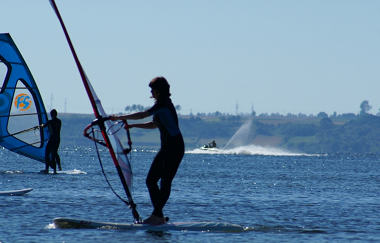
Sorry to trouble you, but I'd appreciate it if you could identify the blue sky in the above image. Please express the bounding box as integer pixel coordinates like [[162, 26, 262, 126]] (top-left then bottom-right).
[[1, 1, 379, 116]]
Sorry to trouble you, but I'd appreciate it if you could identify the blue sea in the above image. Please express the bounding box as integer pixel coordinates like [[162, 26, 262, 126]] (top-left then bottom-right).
[[1, 145, 379, 242]]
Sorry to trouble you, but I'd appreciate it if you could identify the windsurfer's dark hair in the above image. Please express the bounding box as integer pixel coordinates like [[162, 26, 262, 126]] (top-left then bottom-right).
[[50, 109, 57, 118], [149, 77, 171, 98]]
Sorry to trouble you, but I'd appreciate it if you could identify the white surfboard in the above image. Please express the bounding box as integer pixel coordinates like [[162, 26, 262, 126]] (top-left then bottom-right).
[[56, 169, 86, 174], [0, 188, 33, 196], [53, 217, 244, 232], [38, 169, 86, 174]]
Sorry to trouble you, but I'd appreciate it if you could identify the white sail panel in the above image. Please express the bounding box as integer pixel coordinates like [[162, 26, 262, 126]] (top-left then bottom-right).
[[8, 80, 41, 147]]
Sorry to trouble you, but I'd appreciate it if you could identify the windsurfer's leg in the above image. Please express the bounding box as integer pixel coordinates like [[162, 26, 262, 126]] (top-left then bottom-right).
[[146, 150, 164, 216], [154, 138, 184, 217], [56, 157, 61, 171], [50, 147, 57, 174], [155, 153, 183, 214], [48, 138, 60, 173], [43, 141, 53, 173], [50, 158, 57, 174], [54, 139, 61, 171], [143, 150, 166, 225], [56, 155, 61, 171]]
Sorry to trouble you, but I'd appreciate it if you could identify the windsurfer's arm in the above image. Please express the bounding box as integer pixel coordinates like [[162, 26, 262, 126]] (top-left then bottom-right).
[[128, 121, 157, 129], [41, 120, 50, 128], [110, 111, 150, 121]]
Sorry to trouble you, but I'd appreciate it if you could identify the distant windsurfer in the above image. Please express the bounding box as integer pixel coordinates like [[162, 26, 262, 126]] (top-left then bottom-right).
[[110, 77, 184, 225], [41, 109, 62, 174]]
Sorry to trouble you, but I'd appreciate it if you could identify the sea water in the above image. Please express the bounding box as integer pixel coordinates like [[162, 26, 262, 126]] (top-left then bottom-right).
[[0, 146, 379, 242]]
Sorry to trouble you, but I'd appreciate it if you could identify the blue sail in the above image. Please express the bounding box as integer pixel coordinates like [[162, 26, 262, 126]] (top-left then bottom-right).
[[0, 33, 49, 162]]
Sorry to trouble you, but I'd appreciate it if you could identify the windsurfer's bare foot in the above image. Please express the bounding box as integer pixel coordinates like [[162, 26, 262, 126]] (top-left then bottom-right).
[[142, 215, 166, 225]]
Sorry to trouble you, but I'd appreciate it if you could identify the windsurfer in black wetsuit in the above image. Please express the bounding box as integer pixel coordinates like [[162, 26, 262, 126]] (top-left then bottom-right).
[[41, 109, 62, 174], [110, 77, 184, 225]]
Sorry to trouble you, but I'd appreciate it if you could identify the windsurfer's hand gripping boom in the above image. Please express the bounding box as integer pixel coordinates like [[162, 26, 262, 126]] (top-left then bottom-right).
[[83, 116, 135, 154], [109, 112, 157, 130]]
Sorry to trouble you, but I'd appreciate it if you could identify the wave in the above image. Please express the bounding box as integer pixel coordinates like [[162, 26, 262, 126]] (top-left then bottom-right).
[[187, 118, 319, 156], [186, 144, 310, 156]]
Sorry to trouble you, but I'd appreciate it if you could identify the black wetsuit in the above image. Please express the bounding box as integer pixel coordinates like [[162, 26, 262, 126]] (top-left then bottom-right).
[[146, 98, 185, 218], [44, 117, 62, 171]]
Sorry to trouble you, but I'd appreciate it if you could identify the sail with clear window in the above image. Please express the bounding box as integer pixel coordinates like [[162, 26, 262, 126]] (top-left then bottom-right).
[[49, 0, 139, 222], [0, 33, 49, 162]]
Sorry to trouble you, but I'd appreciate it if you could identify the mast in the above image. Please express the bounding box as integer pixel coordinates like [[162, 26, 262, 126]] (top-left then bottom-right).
[[49, 0, 140, 222]]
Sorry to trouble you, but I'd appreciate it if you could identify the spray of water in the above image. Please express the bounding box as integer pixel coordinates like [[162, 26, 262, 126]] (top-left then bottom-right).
[[187, 119, 310, 156], [187, 144, 308, 156], [223, 119, 253, 150]]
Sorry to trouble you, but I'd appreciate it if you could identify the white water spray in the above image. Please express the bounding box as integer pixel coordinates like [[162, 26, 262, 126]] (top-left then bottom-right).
[[187, 119, 309, 156], [223, 119, 253, 150]]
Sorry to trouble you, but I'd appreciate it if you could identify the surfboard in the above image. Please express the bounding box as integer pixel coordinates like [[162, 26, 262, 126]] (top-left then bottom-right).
[[0, 188, 33, 196], [39, 169, 86, 174], [57, 169, 86, 174], [53, 217, 244, 232]]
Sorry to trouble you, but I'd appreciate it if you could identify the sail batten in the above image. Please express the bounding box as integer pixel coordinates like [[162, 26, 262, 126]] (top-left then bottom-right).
[[0, 113, 45, 118]]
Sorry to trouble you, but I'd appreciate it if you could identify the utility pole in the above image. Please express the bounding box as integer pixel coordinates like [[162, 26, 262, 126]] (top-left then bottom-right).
[[235, 101, 239, 115]]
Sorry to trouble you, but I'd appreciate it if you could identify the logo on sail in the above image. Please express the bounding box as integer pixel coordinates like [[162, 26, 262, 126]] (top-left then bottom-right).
[[14, 93, 32, 111]]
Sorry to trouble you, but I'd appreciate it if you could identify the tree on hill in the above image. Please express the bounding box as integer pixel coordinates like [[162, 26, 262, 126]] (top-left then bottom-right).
[[175, 105, 181, 113], [317, 112, 328, 118], [319, 117, 334, 129], [360, 100, 372, 116], [215, 111, 222, 116], [125, 104, 150, 113], [340, 113, 357, 118]]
